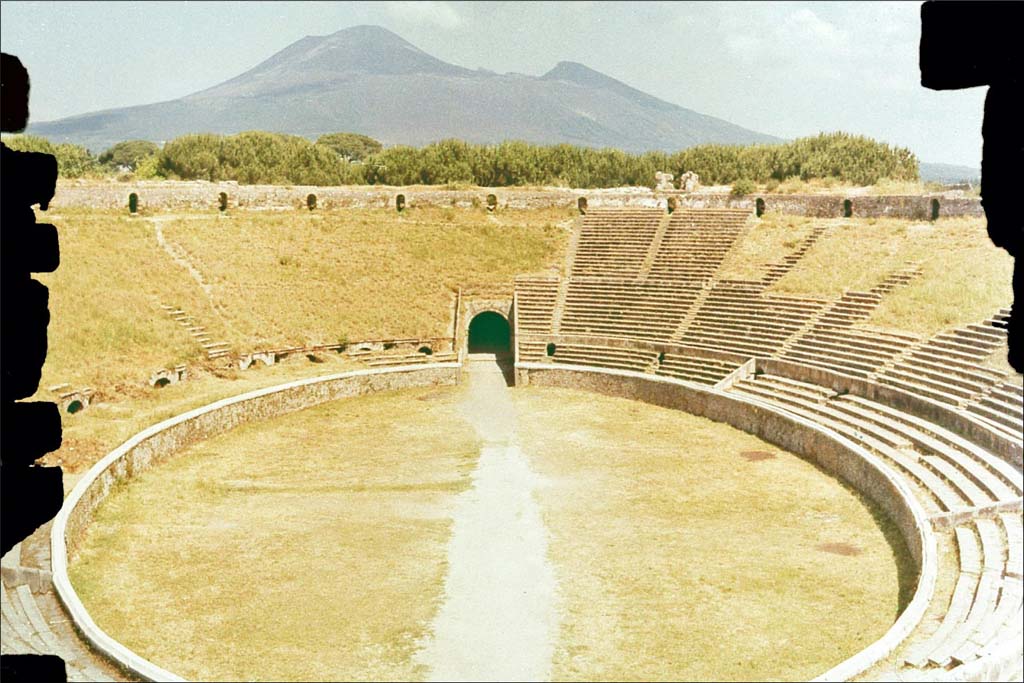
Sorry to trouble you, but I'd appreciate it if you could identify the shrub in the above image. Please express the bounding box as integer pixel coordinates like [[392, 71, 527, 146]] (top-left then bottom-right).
[[131, 129, 920, 189], [315, 133, 382, 161], [1, 134, 98, 178], [98, 140, 159, 171], [133, 154, 164, 180], [731, 178, 756, 196], [157, 131, 362, 185]]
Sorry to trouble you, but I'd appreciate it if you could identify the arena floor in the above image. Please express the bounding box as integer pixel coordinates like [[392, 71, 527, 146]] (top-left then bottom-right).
[[68, 362, 911, 681]]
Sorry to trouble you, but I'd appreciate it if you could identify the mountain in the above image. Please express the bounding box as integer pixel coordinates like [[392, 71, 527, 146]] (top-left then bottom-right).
[[919, 161, 980, 185], [28, 25, 780, 153]]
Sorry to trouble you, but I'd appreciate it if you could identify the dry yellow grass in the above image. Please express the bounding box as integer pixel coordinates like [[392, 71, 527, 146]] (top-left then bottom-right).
[[717, 213, 819, 281], [773, 217, 1013, 335], [33, 206, 569, 394], [35, 209, 219, 390], [70, 385, 481, 682], [48, 354, 367, 474], [512, 387, 910, 681], [757, 178, 952, 196], [164, 206, 570, 347], [866, 179, 953, 196], [31, 205, 567, 473], [69, 381, 909, 681]]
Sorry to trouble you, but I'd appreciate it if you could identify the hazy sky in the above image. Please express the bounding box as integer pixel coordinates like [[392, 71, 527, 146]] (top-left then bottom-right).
[[1, 1, 987, 166]]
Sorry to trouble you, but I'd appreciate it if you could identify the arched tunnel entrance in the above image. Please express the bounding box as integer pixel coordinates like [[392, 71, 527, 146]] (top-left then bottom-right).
[[467, 311, 511, 355]]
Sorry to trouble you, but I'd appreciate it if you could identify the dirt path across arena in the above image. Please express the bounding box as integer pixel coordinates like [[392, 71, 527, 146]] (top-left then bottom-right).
[[414, 357, 560, 681]]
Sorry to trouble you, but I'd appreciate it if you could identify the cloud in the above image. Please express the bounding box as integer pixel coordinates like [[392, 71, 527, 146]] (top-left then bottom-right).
[[385, 1, 463, 30], [782, 8, 847, 50], [723, 7, 849, 78]]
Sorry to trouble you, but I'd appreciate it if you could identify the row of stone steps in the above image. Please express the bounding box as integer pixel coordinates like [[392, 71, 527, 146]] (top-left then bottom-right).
[[902, 516, 1022, 671], [761, 224, 828, 286], [1, 525, 125, 681], [514, 276, 559, 335], [160, 303, 231, 360], [730, 374, 1022, 514]]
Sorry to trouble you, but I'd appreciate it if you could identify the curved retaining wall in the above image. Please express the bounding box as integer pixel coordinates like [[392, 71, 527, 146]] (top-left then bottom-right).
[[50, 363, 460, 682], [518, 362, 937, 682]]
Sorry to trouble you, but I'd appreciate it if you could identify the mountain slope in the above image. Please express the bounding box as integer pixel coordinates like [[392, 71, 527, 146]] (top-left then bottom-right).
[[29, 25, 779, 152], [918, 162, 980, 184]]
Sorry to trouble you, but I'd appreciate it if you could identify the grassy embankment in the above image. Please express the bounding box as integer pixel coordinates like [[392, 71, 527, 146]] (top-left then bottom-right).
[[745, 177, 966, 196], [769, 216, 1013, 337], [36, 206, 569, 472], [717, 213, 820, 281], [720, 213, 1013, 341], [749, 214, 1017, 381]]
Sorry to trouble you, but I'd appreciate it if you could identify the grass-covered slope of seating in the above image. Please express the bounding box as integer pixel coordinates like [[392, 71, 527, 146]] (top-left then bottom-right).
[[36, 206, 570, 394], [771, 217, 1013, 335]]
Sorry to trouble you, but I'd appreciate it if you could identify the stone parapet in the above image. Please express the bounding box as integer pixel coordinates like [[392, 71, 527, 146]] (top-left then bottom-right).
[[50, 180, 983, 218]]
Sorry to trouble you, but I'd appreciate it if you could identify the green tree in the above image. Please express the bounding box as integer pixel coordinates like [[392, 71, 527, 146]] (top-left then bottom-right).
[[158, 133, 222, 181], [98, 140, 160, 171], [315, 132, 383, 161], [731, 178, 756, 196], [148, 129, 919, 189], [1, 134, 98, 178]]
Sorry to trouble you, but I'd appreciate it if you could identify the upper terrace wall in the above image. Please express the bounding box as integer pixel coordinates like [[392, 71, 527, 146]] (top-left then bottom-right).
[[684, 193, 984, 219], [51, 180, 982, 218]]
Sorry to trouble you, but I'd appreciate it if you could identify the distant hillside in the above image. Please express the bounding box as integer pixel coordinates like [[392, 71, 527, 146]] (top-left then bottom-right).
[[29, 25, 779, 153], [919, 162, 980, 184]]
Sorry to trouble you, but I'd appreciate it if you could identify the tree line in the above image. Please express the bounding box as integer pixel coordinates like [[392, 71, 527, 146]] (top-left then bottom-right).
[[1, 130, 919, 188]]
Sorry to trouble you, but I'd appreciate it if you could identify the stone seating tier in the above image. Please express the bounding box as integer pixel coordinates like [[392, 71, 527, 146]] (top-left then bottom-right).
[[732, 380, 968, 512], [547, 343, 657, 373], [964, 402, 1024, 435], [880, 365, 996, 400], [1, 575, 119, 681], [514, 278, 559, 333], [730, 374, 1023, 515], [654, 354, 740, 385], [676, 333, 780, 358], [521, 205, 1021, 454], [776, 351, 874, 378], [517, 339, 548, 363], [903, 516, 1023, 670], [796, 330, 911, 357]]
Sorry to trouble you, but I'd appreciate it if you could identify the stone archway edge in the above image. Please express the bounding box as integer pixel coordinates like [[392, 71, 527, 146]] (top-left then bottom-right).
[[517, 362, 938, 682], [49, 363, 461, 682]]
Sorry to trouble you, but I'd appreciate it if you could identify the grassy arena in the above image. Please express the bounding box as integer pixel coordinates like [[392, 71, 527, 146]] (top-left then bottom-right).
[[70, 386, 482, 682], [70, 383, 909, 681], [513, 387, 911, 682]]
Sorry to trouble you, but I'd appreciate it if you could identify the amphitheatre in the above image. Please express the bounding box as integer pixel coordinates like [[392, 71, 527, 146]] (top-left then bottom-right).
[[1, 178, 1021, 682]]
